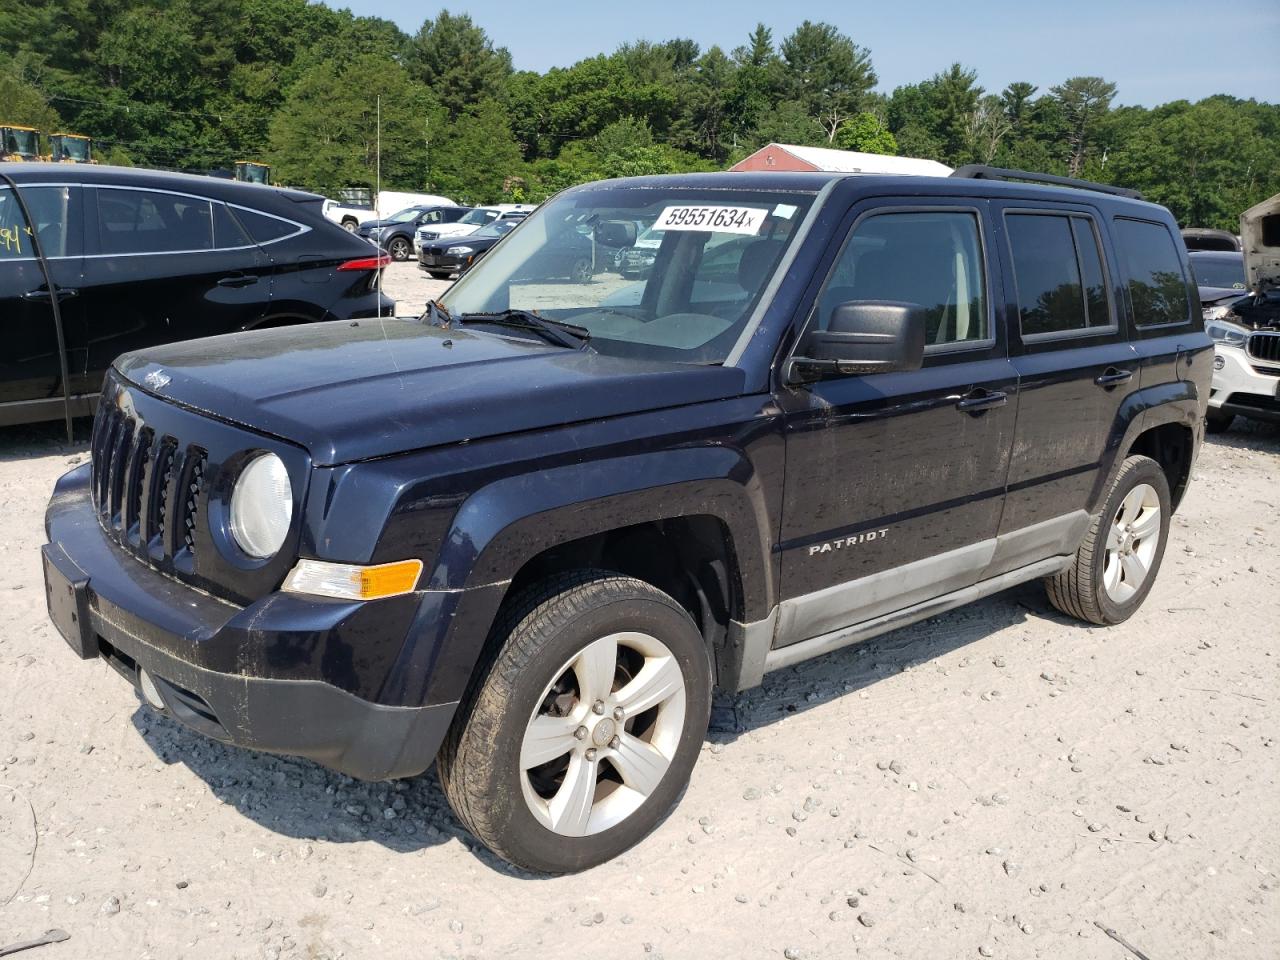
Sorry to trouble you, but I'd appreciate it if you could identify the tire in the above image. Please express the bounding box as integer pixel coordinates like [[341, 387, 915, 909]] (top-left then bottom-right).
[[570, 256, 593, 283], [426, 270, 450, 280], [1205, 409, 1234, 434], [1044, 455, 1171, 625], [341, 218, 358, 233], [388, 236, 411, 261], [438, 571, 712, 873]]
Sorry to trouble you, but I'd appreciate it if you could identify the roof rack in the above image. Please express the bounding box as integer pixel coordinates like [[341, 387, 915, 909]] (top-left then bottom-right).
[[950, 164, 1142, 201]]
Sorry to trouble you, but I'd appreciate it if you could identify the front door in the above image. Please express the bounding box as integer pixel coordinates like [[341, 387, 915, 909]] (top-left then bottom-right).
[[775, 200, 1018, 646]]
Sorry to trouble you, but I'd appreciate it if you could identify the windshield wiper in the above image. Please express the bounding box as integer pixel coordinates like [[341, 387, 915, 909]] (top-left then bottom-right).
[[456, 309, 592, 350]]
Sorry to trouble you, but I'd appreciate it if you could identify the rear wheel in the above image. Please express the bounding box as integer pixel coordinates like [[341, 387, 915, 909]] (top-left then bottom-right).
[[388, 236, 411, 261], [1205, 409, 1234, 433], [570, 256, 593, 283], [438, 572, 711, 873], [1044, 455, 1171, 625], [340, 218, 358, 233]]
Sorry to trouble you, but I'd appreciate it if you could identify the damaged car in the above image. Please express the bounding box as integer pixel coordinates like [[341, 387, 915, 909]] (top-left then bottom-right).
[[1204, 192, 1280, 431]]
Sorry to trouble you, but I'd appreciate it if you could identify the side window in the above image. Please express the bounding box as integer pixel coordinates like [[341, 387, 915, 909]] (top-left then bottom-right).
[[1006, 213, 1112, 337], [230, 206, 297, 244], [213, 203, 251, 248], [422, 210, 444, 224], [0, 185, 74, 258], [814, 210, 989, 347], [1114, 218, 1191, 327], [97, 189, 213, 254]]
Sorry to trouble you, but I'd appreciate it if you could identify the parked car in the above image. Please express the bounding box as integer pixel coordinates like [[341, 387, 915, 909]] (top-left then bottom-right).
[[41, 166, 1210, 874], [418, 218, 517, 277], [0, 162, 394, 428], [1203, 191, 1280, 431], [414, 204, 535, 262], [420, 218, 597, 281], [1181, 227, 1241, 252], [359, 205, 473, 261], [323, 191, 454, 232]]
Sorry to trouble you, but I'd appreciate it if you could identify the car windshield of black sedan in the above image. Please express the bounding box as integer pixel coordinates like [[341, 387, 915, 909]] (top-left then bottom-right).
[[388, 207, 425, 222], [439, 187, 816, 363], [472, 221, 516, 240]]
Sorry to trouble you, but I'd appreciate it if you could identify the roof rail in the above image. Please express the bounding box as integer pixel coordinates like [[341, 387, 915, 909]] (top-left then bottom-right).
[[950, 164, 1142, 200]]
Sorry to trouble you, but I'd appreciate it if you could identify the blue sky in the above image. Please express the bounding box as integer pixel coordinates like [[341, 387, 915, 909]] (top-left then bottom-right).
[[340, 0, 1279, 106]]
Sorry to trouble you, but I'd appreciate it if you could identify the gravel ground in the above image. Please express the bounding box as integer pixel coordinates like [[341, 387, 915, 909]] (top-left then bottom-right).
[[1, 275, 1277, 958]]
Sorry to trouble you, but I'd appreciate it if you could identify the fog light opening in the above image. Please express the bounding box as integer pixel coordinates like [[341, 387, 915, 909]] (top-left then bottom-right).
[[139, 668, 166, 710]]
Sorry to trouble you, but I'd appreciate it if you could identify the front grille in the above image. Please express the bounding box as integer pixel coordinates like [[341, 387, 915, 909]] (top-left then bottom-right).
[[90, 404, 203, 562], [1247, 331, 1280, 365]]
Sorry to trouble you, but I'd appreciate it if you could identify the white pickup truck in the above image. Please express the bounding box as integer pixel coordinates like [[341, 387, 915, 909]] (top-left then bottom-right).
[[323, 191, 456, 232]]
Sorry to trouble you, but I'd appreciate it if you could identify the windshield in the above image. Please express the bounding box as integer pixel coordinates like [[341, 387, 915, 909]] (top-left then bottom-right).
[[441, 186, 816, 363], [1190, 255, 1247, 290], [459, 208, 496, 225], [473, 221, 516, 240], [4, 128, 39, 157], [54, 136, 91, 162], [389, 206, 425, 223]]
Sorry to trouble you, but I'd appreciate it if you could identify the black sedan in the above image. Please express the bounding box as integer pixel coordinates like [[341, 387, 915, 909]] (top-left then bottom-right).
[[419, 220, 598, 281], [358, 205, 471, 261], [1, 163, 394, 428]]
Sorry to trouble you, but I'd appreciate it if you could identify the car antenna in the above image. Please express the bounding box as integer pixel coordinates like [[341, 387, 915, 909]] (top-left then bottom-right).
[[1, 171, 74, 443]]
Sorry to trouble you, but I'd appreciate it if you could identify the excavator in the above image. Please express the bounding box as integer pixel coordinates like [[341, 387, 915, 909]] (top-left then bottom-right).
[[1, 124, 42, 161]]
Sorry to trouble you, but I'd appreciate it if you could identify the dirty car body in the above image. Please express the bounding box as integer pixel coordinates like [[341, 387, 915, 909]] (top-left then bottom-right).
[[43, 170, 1211, 871]]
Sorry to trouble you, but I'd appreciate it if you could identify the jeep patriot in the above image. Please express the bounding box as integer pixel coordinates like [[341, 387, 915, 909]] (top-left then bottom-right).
[[42, 167, 1213, 872]]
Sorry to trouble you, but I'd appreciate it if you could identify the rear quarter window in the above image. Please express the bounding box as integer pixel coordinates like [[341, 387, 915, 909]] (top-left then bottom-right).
[[1114, 218, 1191, 327], [231, 206, 301, 244]]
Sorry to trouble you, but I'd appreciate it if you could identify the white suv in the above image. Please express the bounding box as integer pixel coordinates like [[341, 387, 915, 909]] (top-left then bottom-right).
[[414, 204, 535, 255], [1204, 192, 1280, 432]]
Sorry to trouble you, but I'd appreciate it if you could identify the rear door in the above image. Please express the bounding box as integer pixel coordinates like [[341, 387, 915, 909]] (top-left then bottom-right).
[[775, 199, 1019, 644], [80, 185, 274, 376], [993, 202, 1137, 556], [0, 182, 89, 417]]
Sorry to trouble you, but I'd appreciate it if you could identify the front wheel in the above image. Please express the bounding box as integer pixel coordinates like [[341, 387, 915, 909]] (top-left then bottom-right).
[[426, 270, 451, 280], [438, 572, 711, 873], [1044, 455, 1171, 625], [387, 236, 411, 261]]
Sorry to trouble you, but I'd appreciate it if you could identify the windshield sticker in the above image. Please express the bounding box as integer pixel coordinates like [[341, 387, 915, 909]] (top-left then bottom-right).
[[772, 203, 798, 220], [653, 205, 767, 235]]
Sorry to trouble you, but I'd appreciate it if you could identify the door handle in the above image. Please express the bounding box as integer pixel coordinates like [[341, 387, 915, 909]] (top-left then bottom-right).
[[216, 274, 257, 288], [955, 388, 1008, 413], [1094, 367, 1133, 388], [22, 287, 78, 302]]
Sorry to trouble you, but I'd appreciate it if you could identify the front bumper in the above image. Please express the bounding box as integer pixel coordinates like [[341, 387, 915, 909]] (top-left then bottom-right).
[[418, 252, 466, 273], [42, 465, 456, 780], [1209, 344, 1280, 423]]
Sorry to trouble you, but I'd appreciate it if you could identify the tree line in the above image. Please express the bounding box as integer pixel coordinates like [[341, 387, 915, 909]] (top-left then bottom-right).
[[2, 0, 1276, 229]]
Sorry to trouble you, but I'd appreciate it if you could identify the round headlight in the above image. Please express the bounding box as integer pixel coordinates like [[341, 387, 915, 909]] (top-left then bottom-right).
[[229, 453, 293, 558]]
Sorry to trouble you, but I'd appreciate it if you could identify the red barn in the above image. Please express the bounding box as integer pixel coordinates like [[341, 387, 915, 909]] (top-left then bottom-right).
[[731, 143, 952, 177]]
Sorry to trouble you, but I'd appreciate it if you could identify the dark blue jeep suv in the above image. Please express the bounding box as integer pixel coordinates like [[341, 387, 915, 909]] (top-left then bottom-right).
[[42, 167, 1211, 873]]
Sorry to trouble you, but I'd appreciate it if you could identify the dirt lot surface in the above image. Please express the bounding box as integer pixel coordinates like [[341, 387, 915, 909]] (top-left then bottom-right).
[[1, 276, 1277, 958], [385, 260, 450, 317]]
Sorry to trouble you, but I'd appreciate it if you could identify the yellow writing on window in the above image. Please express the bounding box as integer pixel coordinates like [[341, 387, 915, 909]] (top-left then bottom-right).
[[0, 222, 33, 255]]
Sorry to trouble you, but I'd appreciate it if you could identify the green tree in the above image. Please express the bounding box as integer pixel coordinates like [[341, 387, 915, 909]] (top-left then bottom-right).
[[0, 64, 62, 131], [268, 54, 441, 195], [409, 10, 512, 120], [778, 21, 876, 140], [834, 112, 896, 154], [1051, 76, 1117, 176], [431, 99, 524, 202]]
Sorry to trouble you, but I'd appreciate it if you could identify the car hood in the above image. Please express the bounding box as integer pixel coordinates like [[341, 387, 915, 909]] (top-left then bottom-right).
[[114, 320, 747, 466], [1198, 284, 1248, 306], [419, 223, 477, 239], [1241, 191, 1280, 294]]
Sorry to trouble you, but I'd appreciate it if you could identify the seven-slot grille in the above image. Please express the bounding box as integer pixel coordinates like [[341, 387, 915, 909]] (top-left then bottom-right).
[[1247, 331, 1280, 365], [90, 403, 206, 562]]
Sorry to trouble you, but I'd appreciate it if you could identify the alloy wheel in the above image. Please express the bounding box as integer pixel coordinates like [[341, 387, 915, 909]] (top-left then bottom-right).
[[1103, 482, 1161, 603], [519, 631, 686, 837]]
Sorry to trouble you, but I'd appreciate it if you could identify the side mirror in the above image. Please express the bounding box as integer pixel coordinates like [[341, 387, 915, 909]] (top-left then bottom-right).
[[595, 220, 637, 248], [790, 300, 927, 381]]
